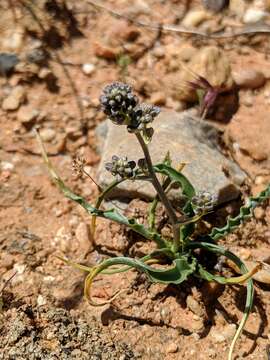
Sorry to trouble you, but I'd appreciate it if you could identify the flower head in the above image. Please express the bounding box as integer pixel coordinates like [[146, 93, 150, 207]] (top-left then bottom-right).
[[100, 82, 138, 125], [105, 155, 136, 179], [128, 103, 160, 132], [191, 191, 218, 214]]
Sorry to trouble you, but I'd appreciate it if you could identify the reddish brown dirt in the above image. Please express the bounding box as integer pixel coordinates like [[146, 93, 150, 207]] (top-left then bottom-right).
[[0, 1, 270, 359]]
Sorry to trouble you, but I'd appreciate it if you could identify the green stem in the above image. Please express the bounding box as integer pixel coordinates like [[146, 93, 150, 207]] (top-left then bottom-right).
[[135, 133, 179, 248]]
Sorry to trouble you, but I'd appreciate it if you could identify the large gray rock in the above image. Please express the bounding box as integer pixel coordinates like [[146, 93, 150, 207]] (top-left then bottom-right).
[[97, 110, 246, 204]]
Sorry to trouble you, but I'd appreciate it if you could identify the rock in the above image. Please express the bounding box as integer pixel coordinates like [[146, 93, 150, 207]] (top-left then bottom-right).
[[53, 226, 72, 252], [211, 324, 236, 343], [1, 27, 25, 52], [225, 104, 270, 163], [0, 53, 19, 76], [186, 295, 205, 318], [75, 222, 94, 256], [2, 85, 26, 111], [37, 294, 47, 306], [94, 42, 119, 60], [97, 110, 246, 204], [172, 46, 234, 102], [38, 67, 52, 80], [1, 161, 14, 171], [17, 106, 39, 126], [182, 10, 211, 28], [166, 343, 178, 354], [243, 8, 267, 23], [39, 128, 56, 142], [82, 63, 95, 76], [233, 69, 266, 89], [202, 0, 229, 12]]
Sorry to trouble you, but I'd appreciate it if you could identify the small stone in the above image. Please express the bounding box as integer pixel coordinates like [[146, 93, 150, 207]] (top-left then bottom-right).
[[186, 295, 205, 318], [1, 161, 14, 171], [75, 222, 94, 256], [37, 294, 47, 306], [211, 324, 236, 343], [2, 27, 25, 52], [166, 343, 178, 354], [254, 207, 265, 220], [243, 8, 267, 23], [2, 85, 26, 111], [94, 42, 118, 60], [40, 128, 56, 142], [240, 92, 253, 107], [202, 0, 228, 12], [152, 46, 165, 58], [172, 46, 234, 102], [38, 67, 53, 79], [53, 226, 72, 252], [82, 63, 95, 75], [233, 69, 266, 89], [17, 106, 39, 125], [182, 10, 211, 28], [0, 53, 19, 76]]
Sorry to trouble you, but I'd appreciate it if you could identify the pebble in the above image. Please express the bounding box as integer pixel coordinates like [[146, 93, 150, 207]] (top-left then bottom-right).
[[1, 161, 14, 171], [75, 222, 94, 256], [38, 67, 53, 80], [202, 0, 228, 12], [211, 324, 236, 343], [94, 42, 118, 60], [233, 69, 266, 89], [182, 10, 211, 27], [17, 106, 39, 125], [174, 46, 234, 102], [53, 226, 72, 252], [254, 207, 265, 220], [37, 294, 47, 306], [2, 85, 26, 111], [1, 27, 25, 52], [186, 295, 205, 318], [82, 63, 95, 76], [166, 343, 178, 354], [0, 53, 19, 76], [243, 8, 267, 23], [40, 128, 56, 142]]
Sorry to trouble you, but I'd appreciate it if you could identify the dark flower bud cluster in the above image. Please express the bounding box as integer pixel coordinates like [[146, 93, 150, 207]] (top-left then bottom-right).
[[100, 82, 160, 138], [128, 103, 160, 132], [100, 82, 138, 125], [191, 191, 218, 214], [105, 155, 136, 179]]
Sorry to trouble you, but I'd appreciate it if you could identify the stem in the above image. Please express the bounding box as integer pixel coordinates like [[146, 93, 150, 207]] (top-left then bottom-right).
[[135, 133, 179, 248], [91, 178, 123, 235]]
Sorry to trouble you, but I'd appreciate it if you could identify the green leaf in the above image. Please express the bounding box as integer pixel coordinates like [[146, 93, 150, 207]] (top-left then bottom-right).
[[153, 163, 195, 199], [96, 255, 196, 285], [210, 184, 270, 241]]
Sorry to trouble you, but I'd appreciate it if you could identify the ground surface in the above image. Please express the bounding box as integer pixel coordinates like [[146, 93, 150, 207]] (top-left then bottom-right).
[[0, 1, 270, 359]]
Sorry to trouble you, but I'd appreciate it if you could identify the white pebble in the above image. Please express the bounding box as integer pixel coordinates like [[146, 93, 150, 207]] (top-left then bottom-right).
[[82, 63, 95, 75], [37, 294, 47, 306], [243, 8, 266, 23], [1, 161, 14, 171]]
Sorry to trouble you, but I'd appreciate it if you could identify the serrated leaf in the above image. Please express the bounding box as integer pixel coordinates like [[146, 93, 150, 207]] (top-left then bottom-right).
[[210, 184, 270, 241]]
